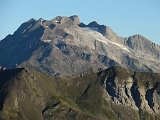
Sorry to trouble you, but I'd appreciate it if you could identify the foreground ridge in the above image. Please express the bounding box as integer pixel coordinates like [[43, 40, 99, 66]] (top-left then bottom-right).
[[0, 66, 160, 120]]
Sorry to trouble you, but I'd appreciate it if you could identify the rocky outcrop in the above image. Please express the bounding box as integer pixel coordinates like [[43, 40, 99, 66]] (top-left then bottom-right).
[[101, 67, 160, 114], [69, 15, 80, 25], [125, 35, 160, 58]]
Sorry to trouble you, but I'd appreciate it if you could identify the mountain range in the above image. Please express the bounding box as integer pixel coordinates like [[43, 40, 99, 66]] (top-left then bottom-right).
[[0, 15, 160, 77], [0, 15, 160, 120]]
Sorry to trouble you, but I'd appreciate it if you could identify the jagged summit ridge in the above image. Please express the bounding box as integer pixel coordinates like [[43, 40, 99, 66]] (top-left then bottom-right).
[[0, 15, 160, 77]]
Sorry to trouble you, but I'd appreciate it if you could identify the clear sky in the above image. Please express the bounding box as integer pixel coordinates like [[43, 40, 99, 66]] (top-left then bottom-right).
[[0, 0, 160, 44]]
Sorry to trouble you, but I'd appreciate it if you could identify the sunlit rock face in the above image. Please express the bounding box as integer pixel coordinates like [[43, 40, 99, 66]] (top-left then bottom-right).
[[101, 67, 160, 114], [0, 15, 160, 78]]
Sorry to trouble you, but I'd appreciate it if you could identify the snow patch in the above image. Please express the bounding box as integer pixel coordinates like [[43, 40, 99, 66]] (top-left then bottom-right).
[[43, 40, 52, 43], [81, 28, 130, 53], [28, 24, 32, 29], [81, 27, 98, 32], [22, 29, 26, 34], [108, 41, 131, 53], [54, 20, 60, 23], [22, 24, 33, 34]]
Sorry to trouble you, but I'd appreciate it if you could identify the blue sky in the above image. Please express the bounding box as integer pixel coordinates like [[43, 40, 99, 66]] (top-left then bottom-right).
[[0, 0, 160, 44]]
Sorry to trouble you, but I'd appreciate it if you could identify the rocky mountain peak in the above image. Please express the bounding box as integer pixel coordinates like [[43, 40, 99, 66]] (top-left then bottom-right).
[[127, 34, 151, 44], [125, 34, 160, 58], [38, 18, 46, 24], [0, 15, 160, 77], [81, 21, 123, 44], [51, 16, 63, 23], [87, 21, 100, 27], [26, 18, 37, 23], [69, 15, 80, 25], [51, 15, 80, 25]]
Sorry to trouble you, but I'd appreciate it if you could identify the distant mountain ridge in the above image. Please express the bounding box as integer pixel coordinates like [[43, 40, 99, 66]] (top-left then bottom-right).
[[0, 15, 160, 77]]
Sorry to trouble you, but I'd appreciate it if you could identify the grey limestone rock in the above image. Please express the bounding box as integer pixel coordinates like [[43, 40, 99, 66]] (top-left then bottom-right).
[[0, 15, 160, 77]]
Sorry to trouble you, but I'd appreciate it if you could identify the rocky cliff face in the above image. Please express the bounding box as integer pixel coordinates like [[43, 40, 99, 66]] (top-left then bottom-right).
[[101, 67, 160, 115], [0, 15, 160, 77], [125, 34, 160, 58], [0, 67, 160, 120]]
